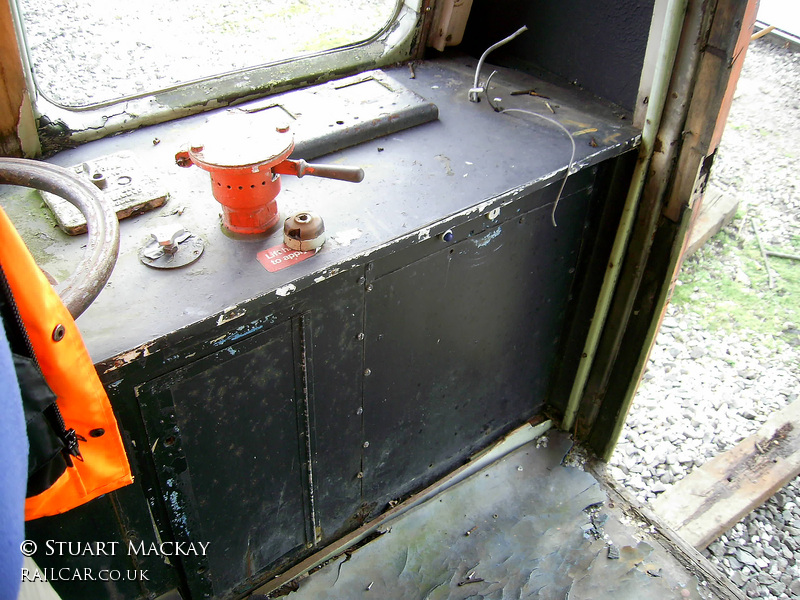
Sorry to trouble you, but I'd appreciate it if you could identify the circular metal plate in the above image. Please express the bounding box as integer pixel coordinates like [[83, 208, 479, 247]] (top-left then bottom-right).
[[188, 119, 294, 169], [139, 236, 205, 269]]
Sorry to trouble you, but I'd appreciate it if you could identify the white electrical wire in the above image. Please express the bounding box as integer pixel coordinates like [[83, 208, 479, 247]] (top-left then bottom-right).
[[470, 25, 575, 226], [469, 26, 528, 102], [500, 108, 576, 227]]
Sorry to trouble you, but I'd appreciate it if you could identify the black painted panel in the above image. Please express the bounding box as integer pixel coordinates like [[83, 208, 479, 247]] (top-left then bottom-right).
[[362, 187, 591, 512], [463, 0, 655, 110], [303, 275, 367, 541], [138, 320, 309, 598], [24, 489, 174, 600]]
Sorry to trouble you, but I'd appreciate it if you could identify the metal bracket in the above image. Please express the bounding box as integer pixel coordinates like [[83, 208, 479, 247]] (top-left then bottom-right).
[[139, 227, 204, 269], [42, 151, 168, 235]]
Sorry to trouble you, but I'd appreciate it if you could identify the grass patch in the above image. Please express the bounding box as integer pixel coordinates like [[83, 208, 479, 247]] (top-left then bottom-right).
[[673, 227, 800, 349]]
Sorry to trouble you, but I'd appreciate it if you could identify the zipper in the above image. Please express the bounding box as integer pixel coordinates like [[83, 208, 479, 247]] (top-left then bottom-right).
[[0, 263, 84, 464]]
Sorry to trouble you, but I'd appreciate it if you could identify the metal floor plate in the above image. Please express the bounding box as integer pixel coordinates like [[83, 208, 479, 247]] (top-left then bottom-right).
[[286, 431, 713, 600]]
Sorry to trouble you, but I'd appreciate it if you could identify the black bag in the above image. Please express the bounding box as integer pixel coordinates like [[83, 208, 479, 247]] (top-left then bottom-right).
[[14, 353, 71, 497]]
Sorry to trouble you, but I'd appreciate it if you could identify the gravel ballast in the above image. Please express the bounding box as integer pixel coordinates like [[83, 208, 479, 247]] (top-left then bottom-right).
[[608, 37, 800, 600]]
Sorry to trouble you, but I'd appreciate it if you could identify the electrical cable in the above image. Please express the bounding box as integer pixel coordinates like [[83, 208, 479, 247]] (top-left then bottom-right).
[[484, 71, 500, 111], [499, 108, 576, 227], [472, 25, 575, 226], [469, 26, 528, 102]]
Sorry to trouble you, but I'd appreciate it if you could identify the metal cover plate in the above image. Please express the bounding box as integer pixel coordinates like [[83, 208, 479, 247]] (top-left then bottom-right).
[[41, 151, 168, 235], [208, 70, 440, 161]]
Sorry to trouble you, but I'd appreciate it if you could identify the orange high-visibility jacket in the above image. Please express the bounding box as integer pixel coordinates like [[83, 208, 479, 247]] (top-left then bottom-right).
[[0, 207, 133, 520]]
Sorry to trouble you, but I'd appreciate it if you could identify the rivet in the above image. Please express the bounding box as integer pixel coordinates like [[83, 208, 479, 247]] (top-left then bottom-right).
[[356, 471, 364, 479], [356, 407, 363, 415], [366, 284, 374, 292], [364, 368, 372, 377], [358, 276, 366, 285], [357, 333, 365, 341], [52, 324, 66, 342], [363, 441, 370, 448], [89, 428, 105, 438]]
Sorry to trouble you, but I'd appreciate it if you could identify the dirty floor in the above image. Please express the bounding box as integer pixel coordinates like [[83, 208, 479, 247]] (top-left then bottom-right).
[[283, 430, 712, 599]]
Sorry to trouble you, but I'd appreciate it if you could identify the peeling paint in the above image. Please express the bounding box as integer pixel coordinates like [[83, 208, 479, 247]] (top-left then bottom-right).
[[435, 154, 454, 176], [210, 334, 228, 346], [474, 227, 503, 248], [417, 228, 432, 242], [168, 490, 188, 532], [209, 317, 272, 348], [333, 228, 363, 247], [217, 306, 247, 326], [276, 284, 297, 297], [106, 341, 156, 372]]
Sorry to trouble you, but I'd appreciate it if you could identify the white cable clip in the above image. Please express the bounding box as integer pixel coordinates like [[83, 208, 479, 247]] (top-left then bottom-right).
[[468, 87, 484, 102]]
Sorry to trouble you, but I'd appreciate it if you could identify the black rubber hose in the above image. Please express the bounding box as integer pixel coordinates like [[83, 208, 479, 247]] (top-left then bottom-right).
[[0, 158, 119, 319]]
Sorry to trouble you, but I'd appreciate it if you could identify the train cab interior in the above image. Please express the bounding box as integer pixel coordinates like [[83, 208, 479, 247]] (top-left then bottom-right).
[[0, 0, 756, 598]]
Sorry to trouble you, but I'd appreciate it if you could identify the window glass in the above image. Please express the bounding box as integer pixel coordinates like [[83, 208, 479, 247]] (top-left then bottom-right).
[[17, 0, 400, 108]]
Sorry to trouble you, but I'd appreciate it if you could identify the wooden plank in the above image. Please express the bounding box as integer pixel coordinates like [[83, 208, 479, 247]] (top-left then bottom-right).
[[0, 0, 27, 156], [652, 399, 800, 550], [0, 0, 39, 156], [684, 188, 739, 256], [663, 0, 753, 222]]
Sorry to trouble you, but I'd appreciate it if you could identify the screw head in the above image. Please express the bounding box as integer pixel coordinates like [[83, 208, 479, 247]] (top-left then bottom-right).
[[52, 324, 66, 342]]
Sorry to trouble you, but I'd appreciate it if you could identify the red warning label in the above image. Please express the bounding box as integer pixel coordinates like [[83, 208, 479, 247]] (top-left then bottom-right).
[[257, 244, 316, 272]]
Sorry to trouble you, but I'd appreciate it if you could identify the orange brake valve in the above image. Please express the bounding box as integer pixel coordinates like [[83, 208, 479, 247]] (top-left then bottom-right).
[[175, 124, 364, 236]]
